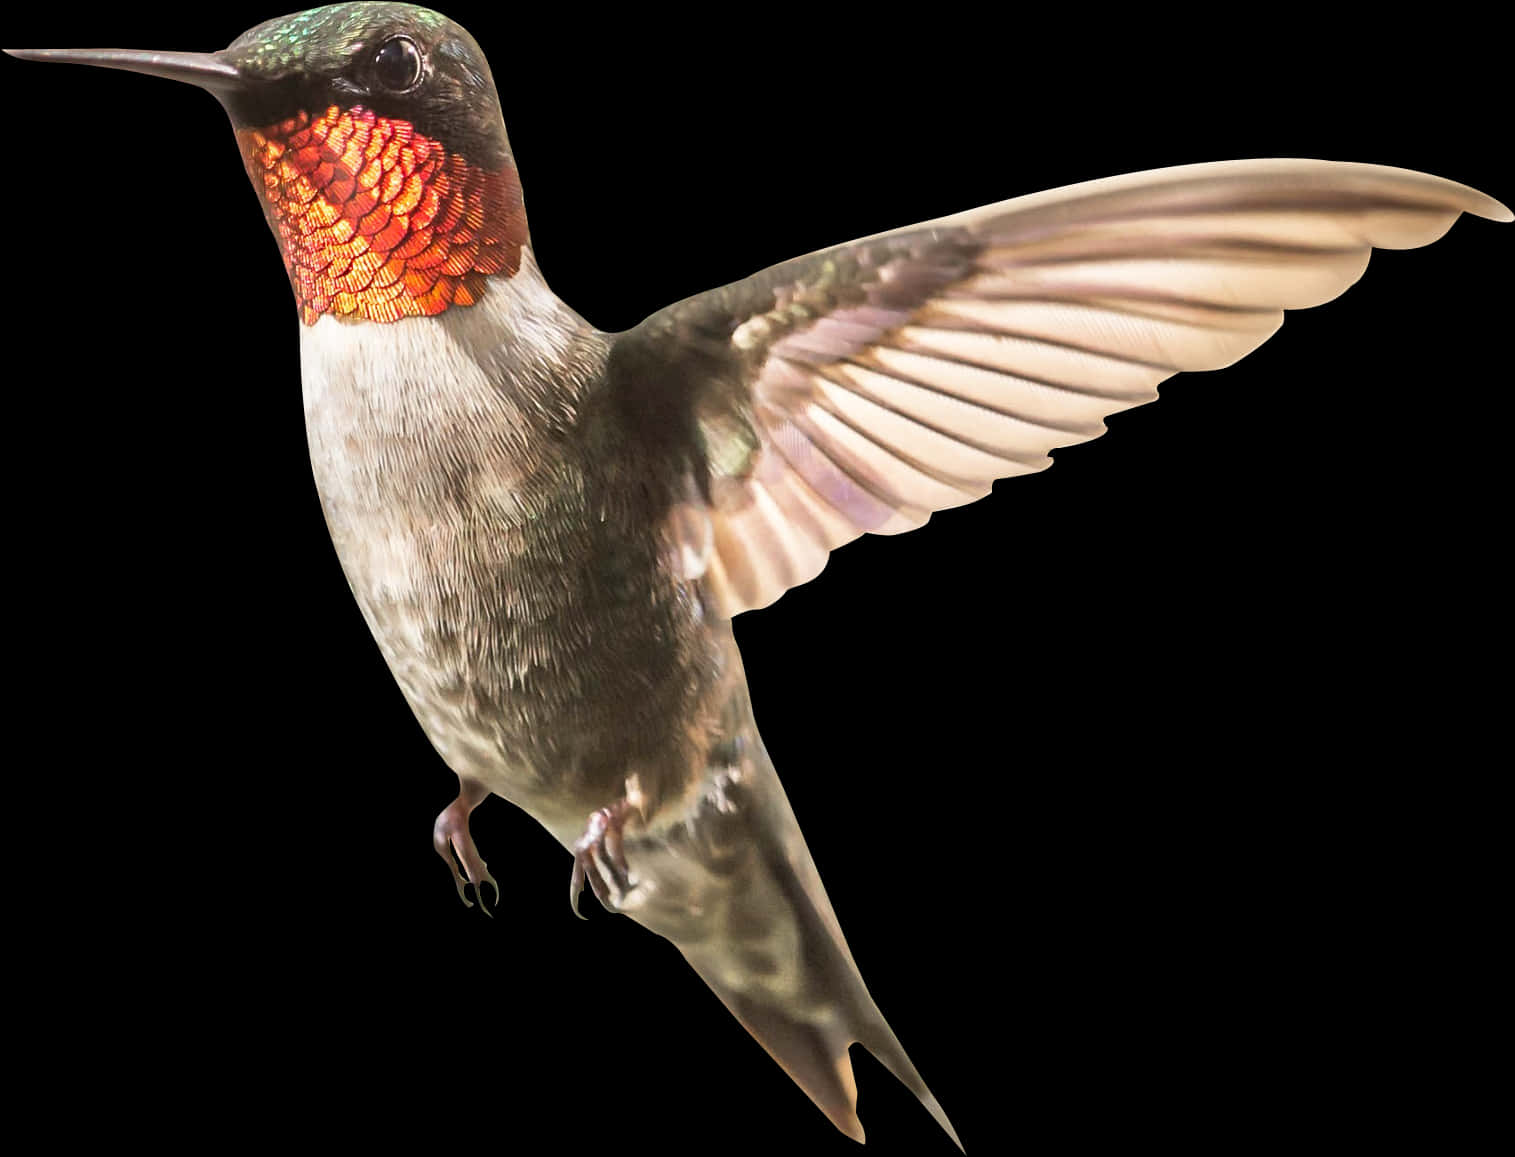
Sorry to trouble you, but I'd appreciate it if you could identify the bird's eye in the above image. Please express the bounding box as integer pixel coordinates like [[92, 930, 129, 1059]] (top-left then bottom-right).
[[373, 35, 422, 91]]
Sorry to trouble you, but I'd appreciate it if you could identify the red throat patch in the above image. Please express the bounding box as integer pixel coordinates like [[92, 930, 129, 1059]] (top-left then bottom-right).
[[237, 106, 527, 325]]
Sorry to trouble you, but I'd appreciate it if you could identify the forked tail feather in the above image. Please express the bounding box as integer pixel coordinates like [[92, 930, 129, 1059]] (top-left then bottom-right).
[[626, 734, 962, 1148]]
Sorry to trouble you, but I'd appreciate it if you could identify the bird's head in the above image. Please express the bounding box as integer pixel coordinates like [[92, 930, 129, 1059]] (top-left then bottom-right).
[[9, 3, 529, 324]]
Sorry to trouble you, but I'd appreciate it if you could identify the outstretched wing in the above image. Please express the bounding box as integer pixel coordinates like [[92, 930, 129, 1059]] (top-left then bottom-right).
[[604, 159, 1509, 617]]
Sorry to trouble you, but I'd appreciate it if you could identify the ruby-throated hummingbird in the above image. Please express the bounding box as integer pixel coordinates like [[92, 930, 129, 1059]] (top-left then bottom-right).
[[7, 4, 1509, 1147]]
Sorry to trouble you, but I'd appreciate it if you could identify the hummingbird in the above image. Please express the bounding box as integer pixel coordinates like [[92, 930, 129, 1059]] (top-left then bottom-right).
[[7, 4, 1509, 1148]]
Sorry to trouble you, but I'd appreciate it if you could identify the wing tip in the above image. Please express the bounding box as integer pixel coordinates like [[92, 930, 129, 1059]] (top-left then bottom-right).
[[1478, 197, 1514, 224], [948, 157, 1512, 230]]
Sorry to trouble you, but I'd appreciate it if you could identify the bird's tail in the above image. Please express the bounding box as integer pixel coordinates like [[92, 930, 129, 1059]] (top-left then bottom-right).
[[624, 737, 962, 1149], [690, 941, 963, 1150]]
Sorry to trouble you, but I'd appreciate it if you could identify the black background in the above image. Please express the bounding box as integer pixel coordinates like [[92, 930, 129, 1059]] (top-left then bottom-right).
[[3, 3, 1507, 1151]]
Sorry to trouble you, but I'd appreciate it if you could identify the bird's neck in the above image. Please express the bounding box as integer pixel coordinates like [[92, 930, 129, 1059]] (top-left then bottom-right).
[[236, 103, 529, 325], [300, 248, 606, 475]]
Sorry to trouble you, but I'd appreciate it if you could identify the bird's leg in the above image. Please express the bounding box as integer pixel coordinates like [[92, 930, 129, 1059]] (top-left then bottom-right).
[[433, 777, 499, 915], [569, 798, 640, 917]]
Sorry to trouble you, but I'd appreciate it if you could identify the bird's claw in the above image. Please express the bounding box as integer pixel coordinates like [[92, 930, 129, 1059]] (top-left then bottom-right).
[[570, 803, 637, 917], [451, 862, 499, 916], [434, 792, 498, 916]]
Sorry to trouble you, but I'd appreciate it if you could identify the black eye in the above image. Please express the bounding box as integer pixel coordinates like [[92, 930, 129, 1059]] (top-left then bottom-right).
[[373, 36, 422, 91]]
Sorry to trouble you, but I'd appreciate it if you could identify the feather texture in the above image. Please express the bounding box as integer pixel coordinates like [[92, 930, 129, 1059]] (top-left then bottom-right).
[[605, 159, 1509, 616]]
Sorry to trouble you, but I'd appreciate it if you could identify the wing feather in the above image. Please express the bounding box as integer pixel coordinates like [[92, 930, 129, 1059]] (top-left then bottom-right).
[[921, 298, 1288, 371], [828, 362, 1078, 463], [888, 326, 1175, 401], [762, 412, 921, 535], [606, 159, 1509, 615]]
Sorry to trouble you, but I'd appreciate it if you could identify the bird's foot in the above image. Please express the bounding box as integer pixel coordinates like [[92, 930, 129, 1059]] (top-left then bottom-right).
[[569, 801, 639, 917], [434, 781, 498, 916]]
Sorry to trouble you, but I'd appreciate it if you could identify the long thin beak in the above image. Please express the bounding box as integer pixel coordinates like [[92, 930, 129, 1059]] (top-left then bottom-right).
[[4, 48, 240, 90]]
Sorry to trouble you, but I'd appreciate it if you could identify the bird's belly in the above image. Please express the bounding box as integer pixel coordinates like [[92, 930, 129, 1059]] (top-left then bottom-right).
[[296, 312, 723, 829], [320, 492, 718, 825]]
